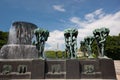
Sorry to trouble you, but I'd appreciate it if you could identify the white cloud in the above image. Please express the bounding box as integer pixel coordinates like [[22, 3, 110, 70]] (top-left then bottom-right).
[[45, 9, 120, 50], [70, 9, 120, 40], [70, 17, 87, 27], [85, 8, 105, 22], [53, 5, 66, 12], [45, 30, 65, 50]]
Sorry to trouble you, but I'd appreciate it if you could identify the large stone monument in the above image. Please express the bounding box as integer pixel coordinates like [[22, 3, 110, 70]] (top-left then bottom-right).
[[0, 22, 116, 79]]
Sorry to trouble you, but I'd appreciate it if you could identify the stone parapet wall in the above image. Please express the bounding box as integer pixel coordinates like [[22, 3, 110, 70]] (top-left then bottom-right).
[[0, 59, 116, 79]]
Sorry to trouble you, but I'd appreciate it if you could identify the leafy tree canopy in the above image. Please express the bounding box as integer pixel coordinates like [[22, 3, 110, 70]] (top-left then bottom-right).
[[0, 31, 8, 49], [80, 34, 120, 60]]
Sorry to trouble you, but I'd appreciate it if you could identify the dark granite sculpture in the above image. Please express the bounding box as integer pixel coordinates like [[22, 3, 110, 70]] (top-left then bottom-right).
[[93, 27, 110, 58], [33, 28, 49, 58], [0, 21, 38, 59], [8, 22, 37, 44], [64, 28, 78, 59]]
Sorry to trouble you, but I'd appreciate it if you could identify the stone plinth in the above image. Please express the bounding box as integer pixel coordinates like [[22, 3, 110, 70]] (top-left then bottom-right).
[[99, 59, 116, 79], [66, 59, 80, 79], [79, 59, 101, 79], [45, 60, 66, 79], [0, 59, 45, 79], [31, 59, 45, 79]]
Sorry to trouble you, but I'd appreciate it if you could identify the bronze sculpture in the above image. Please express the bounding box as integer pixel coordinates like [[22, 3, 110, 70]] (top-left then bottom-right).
[[93, 27, 109, 58], [84, 36, 94, 58], [33, 28, 49, 58], [64, 28, 78, 59]]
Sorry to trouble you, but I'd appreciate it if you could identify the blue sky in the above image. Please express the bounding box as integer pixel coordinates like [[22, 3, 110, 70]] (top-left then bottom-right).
[[0, 0, 120, 31], [0, 0, 120, 50]]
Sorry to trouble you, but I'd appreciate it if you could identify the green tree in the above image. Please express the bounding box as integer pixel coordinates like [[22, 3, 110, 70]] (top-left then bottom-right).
[[45, 50, 56, 58], [45, 50, 66, 58], [92, 34, 120, 60], [0, 31, 8, 49], [80, 34, 120, 60], [105, 35, 120, 60]]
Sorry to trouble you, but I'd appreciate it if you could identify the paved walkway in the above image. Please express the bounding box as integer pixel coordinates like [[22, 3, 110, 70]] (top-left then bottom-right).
[[114, 60, 120, 80]]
